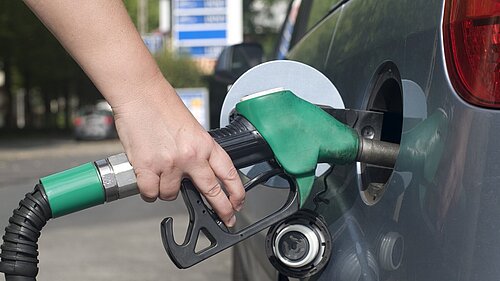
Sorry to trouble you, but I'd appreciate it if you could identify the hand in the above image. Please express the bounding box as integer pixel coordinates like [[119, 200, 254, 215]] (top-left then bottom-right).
[[112, 76, 245, 227]]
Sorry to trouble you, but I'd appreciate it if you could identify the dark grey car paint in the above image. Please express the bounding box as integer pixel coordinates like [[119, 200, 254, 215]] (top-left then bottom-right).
[[234, 0, 500, 280]]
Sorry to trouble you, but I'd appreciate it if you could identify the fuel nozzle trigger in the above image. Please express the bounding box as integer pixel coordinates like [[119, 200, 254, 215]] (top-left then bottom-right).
[[161, 168, 300, 269]]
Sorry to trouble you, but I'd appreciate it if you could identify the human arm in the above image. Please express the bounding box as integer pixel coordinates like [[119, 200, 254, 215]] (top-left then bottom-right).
[[23, 0, 244, 226]]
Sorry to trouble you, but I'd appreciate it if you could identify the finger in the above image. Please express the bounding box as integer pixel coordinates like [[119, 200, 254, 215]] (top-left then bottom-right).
[[141, 194, 157, 203], [135, 168, 160, 203], [159, 169, 182, 201], [187, 163, 236, 227], [209, 144, 245, 211]]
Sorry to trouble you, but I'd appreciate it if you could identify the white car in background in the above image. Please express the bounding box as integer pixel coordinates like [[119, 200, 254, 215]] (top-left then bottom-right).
[[73, 100, 116, 140]]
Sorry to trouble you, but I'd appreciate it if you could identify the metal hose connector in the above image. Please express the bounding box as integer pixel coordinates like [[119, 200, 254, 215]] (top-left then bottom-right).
[[0, 185, 52, 281]]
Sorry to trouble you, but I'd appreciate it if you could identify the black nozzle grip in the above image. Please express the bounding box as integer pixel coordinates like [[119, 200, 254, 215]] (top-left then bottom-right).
[[209, 115, 273, 168]]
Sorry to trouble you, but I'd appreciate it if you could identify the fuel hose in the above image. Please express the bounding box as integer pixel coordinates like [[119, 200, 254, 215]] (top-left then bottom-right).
[[0, 185, 51, 281]]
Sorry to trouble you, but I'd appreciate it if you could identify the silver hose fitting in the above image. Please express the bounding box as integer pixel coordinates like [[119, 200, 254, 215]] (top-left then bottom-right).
[[95, 153, 138, 202]]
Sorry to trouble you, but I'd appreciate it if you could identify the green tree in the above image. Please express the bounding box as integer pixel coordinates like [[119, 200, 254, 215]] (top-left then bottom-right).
[[0, 0, 283, 131], [155, 50, 206, 88], [0, 0, 83, 131], [123, 0, 160, 33], [243, 0, 287, 57]]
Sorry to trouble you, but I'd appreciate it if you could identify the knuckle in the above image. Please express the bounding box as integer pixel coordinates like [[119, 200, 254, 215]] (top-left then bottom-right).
[[232, 186, 245, 201], [138, 155, 155, 170], [159, 151, 175, 167], [203, 183, 223, 198], [204, 134, 216, 146], [224, 167, 239, 181], [180, 145, 198, 161]]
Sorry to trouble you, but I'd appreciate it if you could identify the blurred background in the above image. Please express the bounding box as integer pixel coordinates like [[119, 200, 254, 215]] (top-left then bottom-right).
[[0, 0, 288, 134], [0, 0, 289, 280]]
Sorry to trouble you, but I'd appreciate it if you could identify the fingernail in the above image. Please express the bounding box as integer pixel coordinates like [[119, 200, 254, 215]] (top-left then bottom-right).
[[227, 214, 236, 227]]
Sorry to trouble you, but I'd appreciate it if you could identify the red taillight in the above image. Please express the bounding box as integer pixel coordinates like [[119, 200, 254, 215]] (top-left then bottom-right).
[[444, 0, 500, 108], [73, 117, 83, 127]]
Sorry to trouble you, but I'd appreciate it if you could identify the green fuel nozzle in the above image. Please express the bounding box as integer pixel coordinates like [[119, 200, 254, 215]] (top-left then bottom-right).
[[236, 89, 398, 206]]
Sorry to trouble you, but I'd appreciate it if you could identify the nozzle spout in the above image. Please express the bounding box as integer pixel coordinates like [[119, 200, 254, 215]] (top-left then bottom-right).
[[357, 138, 400, 168]]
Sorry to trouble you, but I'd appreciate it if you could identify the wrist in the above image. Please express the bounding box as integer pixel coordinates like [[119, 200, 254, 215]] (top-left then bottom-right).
[[105, 70, 180, 110]]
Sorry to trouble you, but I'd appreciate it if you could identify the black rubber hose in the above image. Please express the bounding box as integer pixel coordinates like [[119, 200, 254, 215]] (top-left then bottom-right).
[[0, 184, 52, 281]]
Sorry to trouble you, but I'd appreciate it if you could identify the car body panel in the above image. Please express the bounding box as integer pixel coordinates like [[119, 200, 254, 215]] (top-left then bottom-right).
[[233, 0, 500, 280], [287, 10, 341, 72]]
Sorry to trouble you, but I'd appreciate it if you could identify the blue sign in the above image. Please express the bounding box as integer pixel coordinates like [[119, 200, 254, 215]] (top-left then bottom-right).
[[176, 15, 226, 24], [178, 30, 226, 40], [176, 0, 225, 9], [172, 0, 242, 59]]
